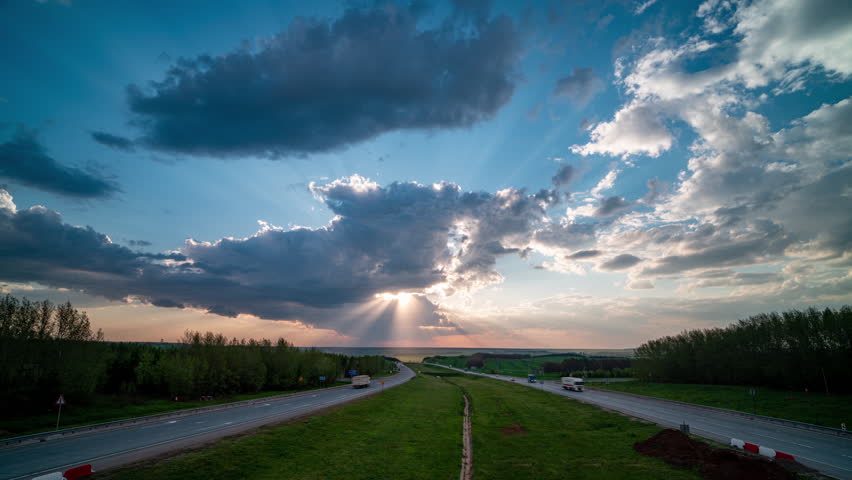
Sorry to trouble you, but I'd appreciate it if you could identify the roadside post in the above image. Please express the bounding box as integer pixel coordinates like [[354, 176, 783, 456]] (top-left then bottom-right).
[[381, 381, 385, 392], [55, 394, 65, 430], [749, 387, 757, 414]]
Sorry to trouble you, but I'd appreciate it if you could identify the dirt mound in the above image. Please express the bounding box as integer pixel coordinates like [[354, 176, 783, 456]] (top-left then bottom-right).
[[500, 424, 527, 435], [634, 429, 795, 480]]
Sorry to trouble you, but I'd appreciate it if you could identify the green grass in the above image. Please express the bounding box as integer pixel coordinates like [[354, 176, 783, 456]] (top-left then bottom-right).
[[428, 354, 585, 379], [442, 373, 700, 480], [592, 382, 852, 429], [426, 363, 700, 478], [0, 383, 349, 439], [96, 372, 462, 480]]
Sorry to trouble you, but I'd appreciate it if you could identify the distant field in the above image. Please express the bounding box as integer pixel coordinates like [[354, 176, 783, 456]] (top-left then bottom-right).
[[0, 384, 347, 439], [99, 365, 699, 480], [428, 354, 588, 379], [592, 382, 852, 429]]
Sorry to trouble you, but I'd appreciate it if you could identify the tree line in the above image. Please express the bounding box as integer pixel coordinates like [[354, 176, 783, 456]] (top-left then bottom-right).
[[541, 358, 634, 378], [634, 306, 852, 392], [0, 294, 395, 416]]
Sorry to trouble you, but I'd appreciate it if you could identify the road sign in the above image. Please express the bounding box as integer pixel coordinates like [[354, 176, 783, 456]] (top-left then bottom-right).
[[55, 394, 65, 430], [381, 381, 384, 385], [298, 376, 303, 382], [319, 376, 326, 381], [348, 369, 357, 376]]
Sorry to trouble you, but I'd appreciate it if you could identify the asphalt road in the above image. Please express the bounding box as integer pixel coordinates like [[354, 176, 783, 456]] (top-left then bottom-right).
[[0, 365, 415, 480], [427, 364, 852, 479]]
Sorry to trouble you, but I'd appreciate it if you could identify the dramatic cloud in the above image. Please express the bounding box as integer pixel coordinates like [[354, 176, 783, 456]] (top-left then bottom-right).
[[0, 174, 557, 340], [552, 67, 604, 106], [0, 129, 119, 198], [91, 131, 135, 152], [124, 5, 521, 157]]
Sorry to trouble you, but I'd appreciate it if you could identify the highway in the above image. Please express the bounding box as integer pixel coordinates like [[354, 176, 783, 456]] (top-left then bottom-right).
[[0, 366, 414, 480], [426, 364, 852, 479]]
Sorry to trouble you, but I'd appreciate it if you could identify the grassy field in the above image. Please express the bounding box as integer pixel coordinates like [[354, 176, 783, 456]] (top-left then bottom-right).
[[96, 365, 702, 480], [428, 354, 584, 379], [416, 364, 701, 480], [97, 372, 462, 480], [591, 382, 852, 429], [0, 383, 348, 439]]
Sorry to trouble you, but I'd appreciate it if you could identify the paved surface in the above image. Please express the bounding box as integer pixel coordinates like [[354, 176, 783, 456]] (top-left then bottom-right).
[[428, 364, 852, 479], [0, 366, 414, 480]]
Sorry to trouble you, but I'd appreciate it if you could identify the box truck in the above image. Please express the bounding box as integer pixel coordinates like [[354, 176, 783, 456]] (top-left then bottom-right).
[[561, 377, 584, 392], [352, 375, 371, 389]]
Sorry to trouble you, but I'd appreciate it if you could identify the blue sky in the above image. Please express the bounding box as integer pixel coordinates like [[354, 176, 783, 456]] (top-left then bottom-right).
[[1, 0, 851, 347]]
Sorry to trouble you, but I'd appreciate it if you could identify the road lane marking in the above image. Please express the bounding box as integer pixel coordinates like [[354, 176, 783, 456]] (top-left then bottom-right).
[[5, 369, 414, 480]]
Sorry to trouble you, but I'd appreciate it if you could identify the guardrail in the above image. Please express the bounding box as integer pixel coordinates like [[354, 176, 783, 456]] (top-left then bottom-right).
[[584, 385, 852, 438], [0, 382, 360, 448]]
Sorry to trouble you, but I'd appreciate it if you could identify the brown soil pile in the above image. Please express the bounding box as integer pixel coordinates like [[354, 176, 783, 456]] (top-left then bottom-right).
[[500, 424, 527, 435], [634, 429, 795, 480]]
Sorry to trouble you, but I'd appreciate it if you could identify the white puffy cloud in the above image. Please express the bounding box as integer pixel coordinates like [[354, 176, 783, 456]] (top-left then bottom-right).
[[731, 0, 852, 92], [570, 101, 673, 158]]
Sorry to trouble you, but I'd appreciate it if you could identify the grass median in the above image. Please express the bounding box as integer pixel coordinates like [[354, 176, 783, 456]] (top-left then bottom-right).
[[591, 381, 852, 429], [415, 364, 701, 479]]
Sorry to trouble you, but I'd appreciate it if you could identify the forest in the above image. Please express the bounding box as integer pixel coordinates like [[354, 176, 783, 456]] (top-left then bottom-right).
[[634, 306, 852, 392], [540, 358, 634, 378], [0, 294, 395, 416]]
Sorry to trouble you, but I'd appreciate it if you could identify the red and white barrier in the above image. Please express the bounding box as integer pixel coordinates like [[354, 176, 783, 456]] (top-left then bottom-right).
[[31, 464, 93, 480], [730, 438, 795, 461], [63, 464, 94, 480]]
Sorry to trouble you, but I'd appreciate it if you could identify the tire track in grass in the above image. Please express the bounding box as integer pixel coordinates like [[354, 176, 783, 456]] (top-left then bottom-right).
[[461, 394, 473, 480]]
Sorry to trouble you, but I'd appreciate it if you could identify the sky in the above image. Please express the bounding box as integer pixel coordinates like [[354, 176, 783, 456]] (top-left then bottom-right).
[[1, 0, 851, 348]]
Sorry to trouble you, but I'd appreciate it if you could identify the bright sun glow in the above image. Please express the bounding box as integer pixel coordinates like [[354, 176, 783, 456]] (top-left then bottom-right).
[[374, 292, 415, 305]]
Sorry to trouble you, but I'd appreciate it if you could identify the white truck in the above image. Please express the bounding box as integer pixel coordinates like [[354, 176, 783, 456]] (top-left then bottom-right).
[[351, 375, 371, 389], [561, 377, 584, 392]]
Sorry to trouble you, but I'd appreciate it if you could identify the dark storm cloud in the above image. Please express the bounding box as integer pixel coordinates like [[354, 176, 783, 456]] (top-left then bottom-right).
[[599, 253, 641, 270], [125, 5, 521, 157], [551, 164, 575, 188], [594, 195, 632, 217], [127, 239, 152, 247], [566, 249, 601, 260], [91, 131, 135, 152], [552, 67, 604, 106], [0, 177, 551, 335], [0, 129, 119, 198]]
